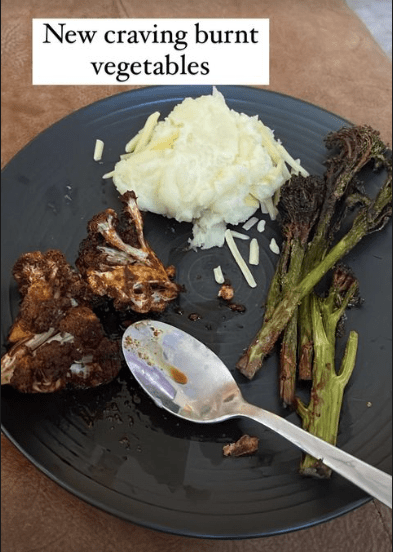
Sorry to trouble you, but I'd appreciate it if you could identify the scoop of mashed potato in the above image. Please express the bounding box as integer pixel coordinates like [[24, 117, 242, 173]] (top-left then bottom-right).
[[110, 88, 307, 249]]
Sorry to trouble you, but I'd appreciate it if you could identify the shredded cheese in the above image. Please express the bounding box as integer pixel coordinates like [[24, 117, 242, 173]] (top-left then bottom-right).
[[125, 132, 141, 153], [277, 146, 309, 177], [125, 111, 160, 154], [257, 220, 266, 233], [242, 216, 259, 231], [230, 230, 250, 240], [213, 266, 225, 284], [261, 197, 278, 220], [93, 139, 104, 162], [249, 238, 259, 265], [269, 238, 280, 255], [291, 158, 303, 175], [259, 121, 309, 178], [224, 229, 257, 288]]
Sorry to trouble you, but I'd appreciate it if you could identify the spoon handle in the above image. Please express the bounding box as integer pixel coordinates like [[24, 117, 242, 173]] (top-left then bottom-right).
[[239, 401, 392, 508]]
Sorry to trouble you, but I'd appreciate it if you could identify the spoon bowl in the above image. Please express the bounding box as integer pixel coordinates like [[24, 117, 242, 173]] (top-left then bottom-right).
[[122, 319, 392, 508], [122, 319, 244, 424]]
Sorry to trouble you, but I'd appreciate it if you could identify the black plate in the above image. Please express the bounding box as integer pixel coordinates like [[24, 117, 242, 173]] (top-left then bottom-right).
[[1, 85, 391, 539]]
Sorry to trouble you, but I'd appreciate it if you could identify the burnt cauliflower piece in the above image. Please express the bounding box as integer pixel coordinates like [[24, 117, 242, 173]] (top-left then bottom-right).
[[7, 249, 92, 342], [76, 191, 180, 313], [1, 250, 121, 393], [223, 434, 259, 457]]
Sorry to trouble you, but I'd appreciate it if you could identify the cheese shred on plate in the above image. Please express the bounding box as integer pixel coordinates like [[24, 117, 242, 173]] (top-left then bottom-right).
[[109, 88, 308, 249], [213, 265, 225, 284], [224, 229, 256, 288]]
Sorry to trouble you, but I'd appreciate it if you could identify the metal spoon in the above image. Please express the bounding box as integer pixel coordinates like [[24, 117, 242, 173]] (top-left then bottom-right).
[[122, 319, 392, 508]]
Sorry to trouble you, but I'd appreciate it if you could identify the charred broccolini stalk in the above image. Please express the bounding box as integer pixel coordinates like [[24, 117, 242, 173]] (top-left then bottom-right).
[[296, 125, 390, 380], [237, 125, 392, 379], [263, 174, 324, 406], [236, 124, 391, 479], [295, 266, 361, 477]]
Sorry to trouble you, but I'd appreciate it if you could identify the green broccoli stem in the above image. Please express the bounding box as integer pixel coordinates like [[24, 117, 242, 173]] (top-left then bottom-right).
[[296, 233, 331, 381], [295, 292, 359, 477], [236, 221, 359, 378], [279, 311, 298, 407], [295, 127, 389, 378], [263, 236, 291, 323], [236, 172, 391, 379], [278, 237, 306, 406], [264, 173, 325, 388], [297, 294, 314, 380]]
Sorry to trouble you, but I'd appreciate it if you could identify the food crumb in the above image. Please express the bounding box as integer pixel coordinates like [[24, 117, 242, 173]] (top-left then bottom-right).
[[228, 303, 246, 313], [218, 282, 235, 301], [223, 434, 259, 457], [188, 313, 202, 321], [366, 401, 372, 407]]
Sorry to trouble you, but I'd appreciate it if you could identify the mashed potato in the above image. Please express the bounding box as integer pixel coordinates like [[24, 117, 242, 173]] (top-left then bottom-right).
[[109, 88, 308, 249]]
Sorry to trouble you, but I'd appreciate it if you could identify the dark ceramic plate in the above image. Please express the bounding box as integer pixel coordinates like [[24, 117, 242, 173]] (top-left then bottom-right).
[[1, 86, 391, 539]]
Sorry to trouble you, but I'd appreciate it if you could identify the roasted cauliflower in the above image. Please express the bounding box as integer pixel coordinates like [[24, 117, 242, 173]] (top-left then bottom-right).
[[1, 250, 121, 393], [76, 191, 180, 313]]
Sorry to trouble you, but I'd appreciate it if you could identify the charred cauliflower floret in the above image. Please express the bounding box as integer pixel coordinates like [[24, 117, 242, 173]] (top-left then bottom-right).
[[76, 191, 180, 313], [7, 249, 92, 342], [1, 250, 121, 393]]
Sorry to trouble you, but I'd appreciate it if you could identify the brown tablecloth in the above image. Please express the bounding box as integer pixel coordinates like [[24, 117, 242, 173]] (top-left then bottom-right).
[[1, 1, 392, 550]]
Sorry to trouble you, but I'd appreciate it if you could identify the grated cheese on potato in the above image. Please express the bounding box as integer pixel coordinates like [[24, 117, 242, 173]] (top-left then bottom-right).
[[109, 88, 308, 249]]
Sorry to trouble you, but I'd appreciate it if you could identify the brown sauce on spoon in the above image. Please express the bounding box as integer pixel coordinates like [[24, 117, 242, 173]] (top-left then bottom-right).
[[169, 366, 188, 385]]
